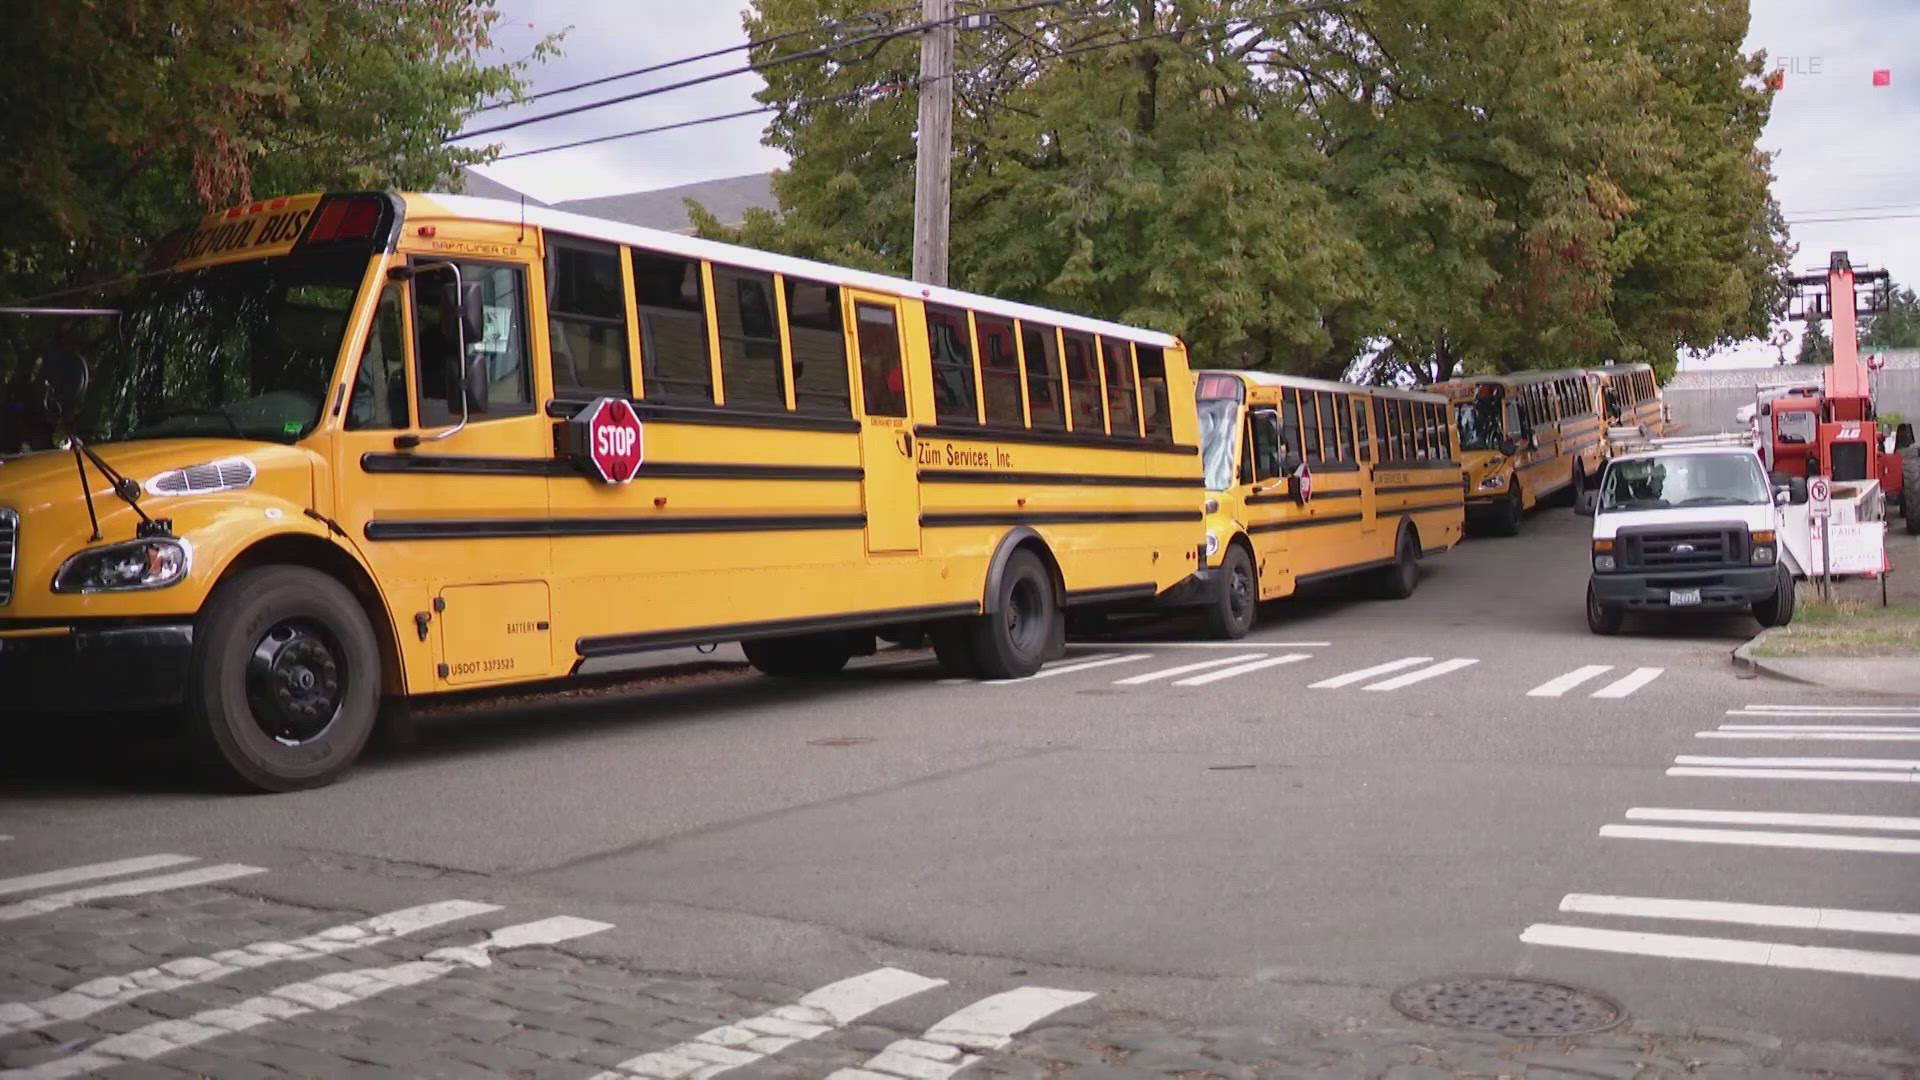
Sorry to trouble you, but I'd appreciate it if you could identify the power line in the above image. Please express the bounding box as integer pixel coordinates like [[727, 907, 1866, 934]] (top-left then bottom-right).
[[476, 5, 918, 113], [480, 0, 1361, 164], [1787, 212, 1920, 225], [451, 0, 1070, 142]]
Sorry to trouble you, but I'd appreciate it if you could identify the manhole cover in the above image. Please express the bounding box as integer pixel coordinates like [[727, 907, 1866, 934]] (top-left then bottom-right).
[[807, 736, 875, 747], [1390, 976, 1623, 1036]]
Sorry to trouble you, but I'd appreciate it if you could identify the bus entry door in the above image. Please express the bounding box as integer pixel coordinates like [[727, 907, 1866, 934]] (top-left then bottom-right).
[[846, 292, 922, 553]]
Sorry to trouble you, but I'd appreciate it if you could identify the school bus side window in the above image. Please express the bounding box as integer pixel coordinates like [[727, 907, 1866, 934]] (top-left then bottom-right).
[[856, 302, 907, 418], [783, 277, 851, 416], [1020, 323, 1066, 430], [1299, 391, 1322, 460], [1136, 345, 1172, 443], [630, 248, 713, 402], [976, 315, 1023, 426], [416, 261, 531, 423], [1061, 331, 1105, 434], [1354, 397, 1371, 461], [1331, 393, 1352, 460], [927, 305, 979, 424], [712, 264, 784, 407], [347, 285, 408, 430], [546, 238, 629, 396], [1101, 339, 1139, 437]]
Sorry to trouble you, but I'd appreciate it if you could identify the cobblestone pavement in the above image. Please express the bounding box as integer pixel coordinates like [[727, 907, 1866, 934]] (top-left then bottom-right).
[[1, 886, 1914, 1080]]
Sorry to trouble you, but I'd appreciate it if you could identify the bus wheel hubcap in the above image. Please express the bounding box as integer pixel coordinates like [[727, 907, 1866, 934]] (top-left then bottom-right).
[[1229, 563, 1252, 620], [247, 620, 344, 746], [1006, 579, 1043, 653]]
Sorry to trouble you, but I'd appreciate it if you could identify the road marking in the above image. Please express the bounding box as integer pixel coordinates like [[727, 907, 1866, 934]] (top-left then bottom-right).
[[1601, 824, 1920, 854], [1519, 924, 1920, 980], [1625, 807, 1920, 832], [1171, 653, 1311, 687], [1737, 704, 1920, 713], [1719, 724, 1920, 732], [0, 864, 268, 923], [983, 654, 1149, 685], [1310, 656, 1432, 689], [1729, 708, 1920, 719], [1667, 767, 1917, 783], [1098, 641, 1332, 649], [589, 967, 945, 1080], [1527, 665, 1613, 698], [1592, 667, 1664, 698], [1114, 654, 1267, 684], [826, 986, 1098, 1080], [1558, 893, 1920, 937], [1675, 755, 1920, 771], [1699, 731, 1920, 742], [0, 900, 499, 1036], [1363, 658, 1479, 691], [4, 916, 612, 1080], [0, 854, 198, 898]]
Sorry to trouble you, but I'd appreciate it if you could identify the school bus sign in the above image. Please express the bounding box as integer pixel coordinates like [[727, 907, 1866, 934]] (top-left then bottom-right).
[[563, 397, 645, 483]]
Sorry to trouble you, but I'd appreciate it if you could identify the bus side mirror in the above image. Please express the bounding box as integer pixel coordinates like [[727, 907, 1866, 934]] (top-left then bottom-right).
[[1280, 450, 1303, 475], [1576, 490, 1598, 516], [438, 282, 489, 416], [33, 352, 89, 424], [1499, 438, 1520, 456]]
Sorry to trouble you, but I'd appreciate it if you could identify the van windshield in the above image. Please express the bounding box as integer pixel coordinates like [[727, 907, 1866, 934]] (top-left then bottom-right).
[[1600, 453, 1769, 511]]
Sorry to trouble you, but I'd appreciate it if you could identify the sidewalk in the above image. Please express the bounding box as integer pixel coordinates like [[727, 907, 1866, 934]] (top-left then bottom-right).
[[1734, 523, 1920, 695]]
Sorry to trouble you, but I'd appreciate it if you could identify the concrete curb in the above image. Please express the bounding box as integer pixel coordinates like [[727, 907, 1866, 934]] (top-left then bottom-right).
[[1730, 629, 1818, 686]]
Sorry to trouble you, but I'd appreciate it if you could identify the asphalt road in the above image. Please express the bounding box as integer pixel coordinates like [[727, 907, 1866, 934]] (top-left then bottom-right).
[[4, 504, 1917, 1078]]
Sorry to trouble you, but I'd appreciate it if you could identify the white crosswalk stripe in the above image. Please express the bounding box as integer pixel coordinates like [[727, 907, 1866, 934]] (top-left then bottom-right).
[[1592, 666, 1664, 698], [0, 900, 499, 1036], [0, 855, 198, 898], [1170, 653, 1311, 686], [1527, 665, 1613, 697], [588, 967, 945, 1080], [4, 916, 613, 1080], [0, 863, 267, 923], [827, 986, 1097, 1080], [1667, 767, 1919, 783], [1113, 653, 1266, 685], [1625, 806, 1920, 832], [1309, 656, 1431, 689], [1674, 755, 1920, 771], [1728, 707, 1920, 719], [1556, 893, 1920, 937], [1600, 823, 1920, 854], [1520, 923, 1920, 980], [1363, 657, 1479, 691]]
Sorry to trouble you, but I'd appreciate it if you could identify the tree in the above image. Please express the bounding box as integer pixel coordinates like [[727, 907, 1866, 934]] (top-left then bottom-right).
[[1861, 285, 1920, 349], [717, 0, 1787, 385], [1797, 318, 1832, 366], [1, 0, 555, 367]]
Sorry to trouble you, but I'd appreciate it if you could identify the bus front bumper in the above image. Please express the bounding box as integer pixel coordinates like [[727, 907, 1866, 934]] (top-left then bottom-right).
[[1157, 566, 1224, 609], [0, 623, 195, 713], [1589, 567, 1779, 611]]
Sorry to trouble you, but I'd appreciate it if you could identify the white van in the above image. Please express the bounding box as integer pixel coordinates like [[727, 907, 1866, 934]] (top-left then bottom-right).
[[1576, 445, 1802, 634]]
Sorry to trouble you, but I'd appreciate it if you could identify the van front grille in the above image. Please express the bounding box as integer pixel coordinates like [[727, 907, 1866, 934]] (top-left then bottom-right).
[[1624, 528, 1742, 570]]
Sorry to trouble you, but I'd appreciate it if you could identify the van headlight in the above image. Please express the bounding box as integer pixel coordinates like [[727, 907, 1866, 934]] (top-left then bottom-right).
[[1204, 532, 1221, 560], [52, 538, 192, 593], [1750, 530, 1776, 566], [1593, 554, 1616, 572]]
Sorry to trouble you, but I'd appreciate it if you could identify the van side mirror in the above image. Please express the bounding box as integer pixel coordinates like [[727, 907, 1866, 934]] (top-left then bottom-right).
[[1787, 477, 1808, 505], [1774, 487, 1791, 507], [1576, 490, 1598, 516]]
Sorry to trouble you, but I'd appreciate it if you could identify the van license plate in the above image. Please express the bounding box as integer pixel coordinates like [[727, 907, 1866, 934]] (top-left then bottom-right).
[[1669, 588, 1702, 606]]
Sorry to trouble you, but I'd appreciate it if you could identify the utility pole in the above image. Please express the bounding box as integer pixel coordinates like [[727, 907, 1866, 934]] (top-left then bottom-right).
[[911, 0, 955, 286]]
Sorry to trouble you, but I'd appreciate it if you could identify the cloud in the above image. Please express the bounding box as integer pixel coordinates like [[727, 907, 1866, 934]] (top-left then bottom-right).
[[466, 0, 786, 202]]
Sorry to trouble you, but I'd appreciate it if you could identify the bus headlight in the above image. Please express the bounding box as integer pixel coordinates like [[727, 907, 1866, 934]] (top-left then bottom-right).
[[1205, 532, 1221, 560], [52, 538, 192, 593], [1478, 474, 1507, 490]]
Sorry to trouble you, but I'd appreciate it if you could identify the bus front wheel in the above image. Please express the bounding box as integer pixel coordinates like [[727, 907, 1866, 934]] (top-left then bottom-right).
[[185, 566, 381, 792], [1373, 526, 1420, 600], [969, 549, 1055, 679], [1492, 482, 1524, 536], [1204, 544, 1257, 639]]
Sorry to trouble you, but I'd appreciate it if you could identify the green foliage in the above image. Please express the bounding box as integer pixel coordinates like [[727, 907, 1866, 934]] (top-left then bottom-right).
[[716, 0, 1787, 384], [1862, 285, 1920, 350], [0, 0, 555, 358], [1797, 318, 1833, 365]]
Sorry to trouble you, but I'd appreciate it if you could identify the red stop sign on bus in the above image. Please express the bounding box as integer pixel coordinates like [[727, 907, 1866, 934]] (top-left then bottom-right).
[[581, 397, 644, 483]]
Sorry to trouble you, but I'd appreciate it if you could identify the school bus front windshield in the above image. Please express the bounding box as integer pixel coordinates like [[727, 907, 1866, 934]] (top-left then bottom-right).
[[73, 250, 368, 446], [1454, 397, 1503, 452], [1197, 396, 1241, 491]]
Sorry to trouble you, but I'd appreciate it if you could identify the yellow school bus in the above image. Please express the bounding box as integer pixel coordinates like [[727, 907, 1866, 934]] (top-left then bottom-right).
[[0, 191, 1202, 790], [1591, 362, 1667, 437], [1170, 370, 1465, 638], [1432, 368, 1608, 536]]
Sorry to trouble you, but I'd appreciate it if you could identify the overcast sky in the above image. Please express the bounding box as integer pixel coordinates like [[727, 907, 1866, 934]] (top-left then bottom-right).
[[468, 1, 1918, 368]]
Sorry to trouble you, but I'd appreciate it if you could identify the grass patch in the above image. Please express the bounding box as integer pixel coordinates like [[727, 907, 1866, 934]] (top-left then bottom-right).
[[1752, 593, 1920, 657]]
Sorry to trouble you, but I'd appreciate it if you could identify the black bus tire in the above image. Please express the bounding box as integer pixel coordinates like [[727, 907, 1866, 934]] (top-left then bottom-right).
[[1203, 543, 1257, 639], [185, 566, 381, 793], [1493, 482, 1524, 537], [929, 621, 978, 677], [1374, 525, 1420, 600], [968, 549, 1055, 679]]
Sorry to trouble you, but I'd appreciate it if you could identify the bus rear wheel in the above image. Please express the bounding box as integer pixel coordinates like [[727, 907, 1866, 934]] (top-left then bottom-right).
[[968, 549, 1055, 679], [743, 633, 853, 678], [1373, 526, 1420, 600], [184, 566, 380, 792], [1203, 544, 1257, 640]]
